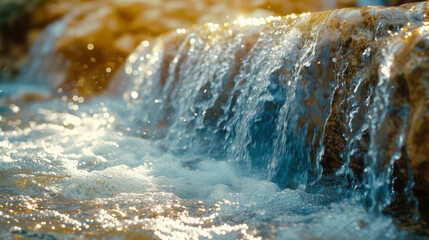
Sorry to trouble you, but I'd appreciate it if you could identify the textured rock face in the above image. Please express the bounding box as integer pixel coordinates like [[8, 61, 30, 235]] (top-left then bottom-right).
[[108, 2, 429, 208], [401, 28, 429, 193]]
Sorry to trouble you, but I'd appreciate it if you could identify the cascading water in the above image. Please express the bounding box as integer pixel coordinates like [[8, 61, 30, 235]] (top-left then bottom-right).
[[1, 2, 429, 239], [110, 3, 426, 200], [113, 12, 338, 190]]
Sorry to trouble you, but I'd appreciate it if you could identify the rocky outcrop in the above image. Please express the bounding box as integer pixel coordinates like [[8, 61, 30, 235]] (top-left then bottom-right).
[[400, 26, 429, 194]]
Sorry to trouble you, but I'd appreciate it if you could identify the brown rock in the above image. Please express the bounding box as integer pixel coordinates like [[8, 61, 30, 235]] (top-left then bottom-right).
[[400, 27, 429, 193], [317, 3, 429, 197]]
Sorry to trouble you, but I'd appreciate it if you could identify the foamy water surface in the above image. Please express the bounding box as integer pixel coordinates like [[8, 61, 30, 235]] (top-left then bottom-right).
[[0, 83, 409, 239]]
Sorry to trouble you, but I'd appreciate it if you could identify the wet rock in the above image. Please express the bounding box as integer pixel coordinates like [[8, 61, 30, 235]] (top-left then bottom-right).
[[318, 3, 429, 201], [400, 27, 429, 194]]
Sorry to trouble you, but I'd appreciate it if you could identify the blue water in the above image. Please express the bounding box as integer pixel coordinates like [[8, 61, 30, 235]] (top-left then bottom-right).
[[1, 2, 429, 239], [0, 84, 411, 239]]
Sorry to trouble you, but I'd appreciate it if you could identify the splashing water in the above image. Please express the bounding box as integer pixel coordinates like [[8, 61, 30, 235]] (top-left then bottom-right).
[[1, 2, 429, 240]]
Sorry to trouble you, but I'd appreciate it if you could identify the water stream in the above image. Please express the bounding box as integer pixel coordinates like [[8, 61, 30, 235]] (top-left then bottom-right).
[[1, 3, 429, 239]]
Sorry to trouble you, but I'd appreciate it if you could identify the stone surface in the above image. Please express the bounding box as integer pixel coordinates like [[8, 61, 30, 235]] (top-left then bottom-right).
[[400, 25, 429, 193], [318, 3, 429, 201]]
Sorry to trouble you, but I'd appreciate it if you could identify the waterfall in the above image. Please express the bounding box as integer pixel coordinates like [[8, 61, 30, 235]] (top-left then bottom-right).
[[9, 0, 428, 215], [3, 2, 429, 239], [108, 2, 429, 212], [16, 13, 72, 88]]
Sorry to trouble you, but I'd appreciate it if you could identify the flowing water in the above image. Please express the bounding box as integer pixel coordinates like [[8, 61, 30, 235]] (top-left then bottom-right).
[[1, 3, 429, 239]]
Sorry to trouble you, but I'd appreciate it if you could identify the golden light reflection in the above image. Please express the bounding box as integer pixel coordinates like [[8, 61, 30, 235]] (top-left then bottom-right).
[[176, 28, 187, 34], [0, 191, 263, 239], [234, 16, 267, 27], [87, 43, 94, 50], [225, 13, 305, 29]]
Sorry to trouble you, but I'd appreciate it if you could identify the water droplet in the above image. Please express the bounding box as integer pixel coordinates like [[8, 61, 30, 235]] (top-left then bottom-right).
[[9, 104, 20, 113], [131, 91, 139, 99], [10, 226, 21, 233], [125, 66, 133, 75], [129, 53, 138, 64], [106, 67, 112, 73], [87, 43, 94, 50], [177, 28, 186, 34]]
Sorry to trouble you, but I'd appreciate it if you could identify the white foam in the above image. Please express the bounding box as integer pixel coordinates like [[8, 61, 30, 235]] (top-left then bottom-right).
[[0, 93, 409, 239]]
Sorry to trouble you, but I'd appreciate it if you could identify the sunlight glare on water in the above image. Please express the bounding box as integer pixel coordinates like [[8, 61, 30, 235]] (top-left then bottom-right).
[[0, 85, 408, 239], [0, 92, 407, 239], [2, 5, 429, 239]]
